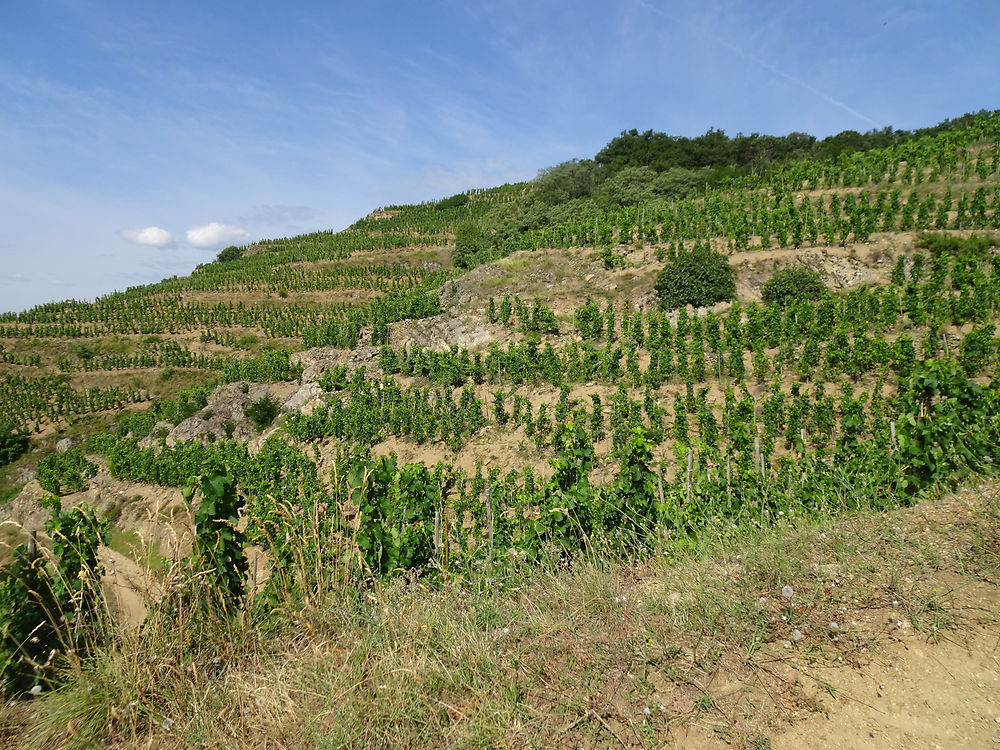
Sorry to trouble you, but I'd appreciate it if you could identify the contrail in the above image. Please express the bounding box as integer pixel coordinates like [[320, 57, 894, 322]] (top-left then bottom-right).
[[635, 0, 881, 129], [713, 34, 881, 129]]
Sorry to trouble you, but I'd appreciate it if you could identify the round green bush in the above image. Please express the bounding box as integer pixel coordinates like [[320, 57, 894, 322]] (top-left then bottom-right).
[[453, 221, 488, 270], [654, 247, 736, 310], [0, 423, 28, 466], [245, 395, 280, 431], [761, 266, 825, 306]]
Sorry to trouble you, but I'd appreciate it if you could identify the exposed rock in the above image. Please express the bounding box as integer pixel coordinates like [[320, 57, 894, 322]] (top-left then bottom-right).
[[292, 346, 380, 382], [281, 382, 324, 416], [0, 480, 51, 531], [55, 438, 73, 453], [734, 245, 884, 301], [633, 291, 659, 313], [392, 313, 494, 352], [139, 381, 298, 449]]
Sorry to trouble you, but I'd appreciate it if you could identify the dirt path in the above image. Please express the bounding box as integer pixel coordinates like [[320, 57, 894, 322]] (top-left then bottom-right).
[[773, 620, 1000, 749], [99, 547, 158, 628]]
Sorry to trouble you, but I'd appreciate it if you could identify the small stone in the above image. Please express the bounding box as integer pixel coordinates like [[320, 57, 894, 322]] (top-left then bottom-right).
[[781, 585, 795, 599]]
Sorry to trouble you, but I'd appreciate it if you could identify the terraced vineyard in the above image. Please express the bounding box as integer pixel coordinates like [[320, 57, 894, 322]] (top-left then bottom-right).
[[2, 110, 1000, 747]]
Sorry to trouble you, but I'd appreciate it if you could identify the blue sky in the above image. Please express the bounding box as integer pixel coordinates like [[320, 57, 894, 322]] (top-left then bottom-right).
[[1, 0, 997, 314]]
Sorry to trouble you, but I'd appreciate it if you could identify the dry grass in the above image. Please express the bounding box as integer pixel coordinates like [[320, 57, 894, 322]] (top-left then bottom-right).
[[3, 480, 997, 749]]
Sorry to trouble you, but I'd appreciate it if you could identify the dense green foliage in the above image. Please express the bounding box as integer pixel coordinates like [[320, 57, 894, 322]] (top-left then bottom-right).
[[435, 193, 470, 210], [36, 447, 97, 495], [245, 395, 280, 431], [596, 110, 998, 174], [914, 231, 999, 257], [3, 108, 1000, 704], [214, 245, 245, 263], [0, 496, 108, 695], [183, 471, 247, 600], [655, 246, 736, 310], [454, 220, 490, 269], [761, 266, 826, 306], [0, 423, 28, 466]]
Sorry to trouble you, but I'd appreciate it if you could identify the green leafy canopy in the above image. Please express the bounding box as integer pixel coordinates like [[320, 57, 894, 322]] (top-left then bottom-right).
[[655, 246, 735, 310]]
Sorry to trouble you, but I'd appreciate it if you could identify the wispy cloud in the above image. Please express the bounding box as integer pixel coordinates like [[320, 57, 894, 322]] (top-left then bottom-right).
[[635, 0, 881, 130], [712, 37, 881, 129], [118, 226, 174, 247], [0, 0, 994, 314], [186, 222, 251, 249]]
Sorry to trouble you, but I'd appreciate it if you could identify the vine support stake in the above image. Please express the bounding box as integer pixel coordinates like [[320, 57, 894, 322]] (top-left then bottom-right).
[[484, 486, 494, 563], [656, 465, 664, 508], [433, 509, 441, 558], [685, 450, 693, 504]]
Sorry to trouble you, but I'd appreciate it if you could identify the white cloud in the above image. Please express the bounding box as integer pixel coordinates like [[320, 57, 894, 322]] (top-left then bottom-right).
[[118, 226, 175, 247], [185, 222, 251, 249]]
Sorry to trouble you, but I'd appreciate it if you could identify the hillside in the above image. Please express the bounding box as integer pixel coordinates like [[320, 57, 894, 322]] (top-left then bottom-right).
[[1, 110, 999, 748]]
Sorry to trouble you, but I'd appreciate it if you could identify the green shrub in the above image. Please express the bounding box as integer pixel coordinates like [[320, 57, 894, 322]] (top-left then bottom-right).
[[115, 410, 156, 440], [215, 245, 244, 263], [0, 495, 109, 695], [761, 266, 826, 306], [454, 221, 489, 269], [245, 395, 279, 431], [436, 193, 469, 210], [914, 232, 998, 257], [654, 246, 735, 310], [36, 447, 97, 495], [0, 424, 28, 466], [575, 297, 604, 339], [182, 471, 246, 601], [959, 323, 996, 375]]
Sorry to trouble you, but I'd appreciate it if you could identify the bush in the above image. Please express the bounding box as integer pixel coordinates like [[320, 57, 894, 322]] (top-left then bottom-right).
[[654, 246, 735, 310], [0, 424, 28, 466], [0, 495, 109, 695], [914, 232, 998, 257], [453, 221, 489, 270], [36, 447, 97, 495], [436, 193, 469, 210], [761, 266, 826, 306], [245, 395, 280, 431], [215, 245, 244, 263]]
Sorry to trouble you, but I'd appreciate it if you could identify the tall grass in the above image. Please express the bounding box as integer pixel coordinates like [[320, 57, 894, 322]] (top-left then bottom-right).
[[14, 479, 1000, 748]]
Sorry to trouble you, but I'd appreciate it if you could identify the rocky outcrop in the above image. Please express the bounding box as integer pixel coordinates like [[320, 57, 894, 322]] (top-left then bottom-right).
[[391, 313, 494, 352], [138, 381, 298, 449]]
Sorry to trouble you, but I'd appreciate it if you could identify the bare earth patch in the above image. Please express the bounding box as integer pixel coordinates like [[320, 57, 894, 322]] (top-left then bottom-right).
[[773, 614, 1000, 750]]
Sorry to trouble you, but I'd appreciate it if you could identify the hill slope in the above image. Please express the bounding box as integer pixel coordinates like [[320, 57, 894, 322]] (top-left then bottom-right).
[[0, 110, 999, 747]]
